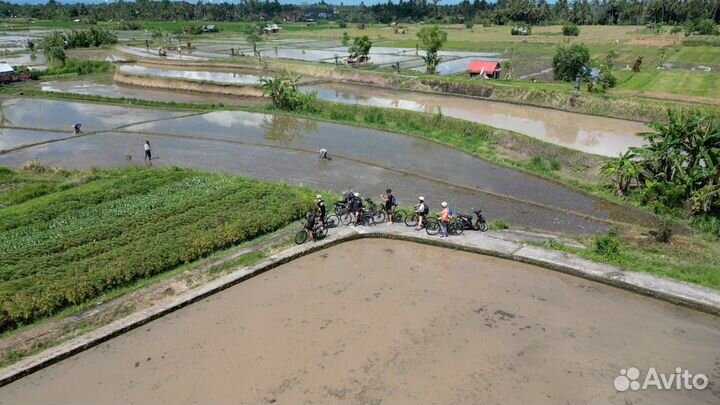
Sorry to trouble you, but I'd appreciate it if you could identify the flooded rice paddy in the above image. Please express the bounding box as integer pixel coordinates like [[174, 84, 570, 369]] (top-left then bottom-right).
[[1, 239, 718, 404], [37, 76, 646, 156], [302, 82, 647, 156], [118, 64, 266, 85], [0, 98, 654, 234]]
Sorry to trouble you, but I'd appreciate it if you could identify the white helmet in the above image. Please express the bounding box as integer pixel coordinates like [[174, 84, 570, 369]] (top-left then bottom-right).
[[354, 192, 360, 197], [441, 202, 448, 207], [316, 194, 322, 199], [418, 196, 425, 201]]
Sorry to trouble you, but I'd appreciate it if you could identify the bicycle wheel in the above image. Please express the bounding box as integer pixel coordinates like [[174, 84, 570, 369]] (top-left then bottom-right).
[[450, 220, 464, 236], [425, 219, 440, 235], [341, 212, 354, 226], [478, 221, 488, 232], [372, 210, 386, 224], [326, 215, 339, 228], [315, 226, 328, 239], [392, 210, 405, 223], [404, 213, 419, 227], [294, 229, 308, 245]]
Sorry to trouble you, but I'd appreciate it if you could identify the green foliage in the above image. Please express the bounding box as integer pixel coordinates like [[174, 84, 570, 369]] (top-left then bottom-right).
[[65, 27, 118, 48], [594, 234, 621, 258], [552, 43, 590, 82], [586, 57, 617, 92], [488, 219, 509, 230], [349, 35, 372, 59], [182, 24, 204, 35], [0, 167, 316, 330], [685, 19, 719, 36], [526, 156, 561, 174], [604, 109, 720, 221], [562, 23, 580, 36], [39, 59, 111, 77], [417, 25, 448, 75], [341, 31, 350, 46], [258, 71, 318, 112], [337, 20, 347, 29]]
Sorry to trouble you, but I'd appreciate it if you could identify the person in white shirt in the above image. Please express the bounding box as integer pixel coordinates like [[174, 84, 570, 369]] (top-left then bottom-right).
[[144, 141, 152, 161]]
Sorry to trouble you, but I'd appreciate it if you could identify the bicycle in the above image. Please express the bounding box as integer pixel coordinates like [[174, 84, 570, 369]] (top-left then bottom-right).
[[385, 206, 406, 224], [425, 215, 464, 236], [294, 222, 328, 244], [363, 198, 386, 224]]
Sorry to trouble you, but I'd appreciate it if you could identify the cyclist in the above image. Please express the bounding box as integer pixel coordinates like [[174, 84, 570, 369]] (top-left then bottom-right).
[[73, 123, 82, 134], [305, 211, 317, 242], [439, 202, 451, 238], [316, 195, 326, 225], [414, 196, 428, 230], [351, 192, 363, 226], [380, 188, 397, 224]]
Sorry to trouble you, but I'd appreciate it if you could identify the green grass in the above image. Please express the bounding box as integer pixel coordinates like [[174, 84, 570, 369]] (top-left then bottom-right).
[[0, 166, 317, 331], [614, 70, 720, 99], [540, 231, 720, 290]]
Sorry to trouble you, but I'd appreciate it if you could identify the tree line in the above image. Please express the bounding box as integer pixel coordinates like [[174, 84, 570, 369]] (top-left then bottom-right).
[[0, 0, 718, 27]]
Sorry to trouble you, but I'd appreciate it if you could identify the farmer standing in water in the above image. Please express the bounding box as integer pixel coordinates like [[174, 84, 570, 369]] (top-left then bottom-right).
[[144, 140, 152, 161]]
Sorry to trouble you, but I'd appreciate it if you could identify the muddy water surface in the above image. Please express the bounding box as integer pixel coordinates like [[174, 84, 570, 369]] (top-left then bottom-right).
[[119, 65, 266, 84], [1, 239, 718, 404], [304, 82, 647, 156]]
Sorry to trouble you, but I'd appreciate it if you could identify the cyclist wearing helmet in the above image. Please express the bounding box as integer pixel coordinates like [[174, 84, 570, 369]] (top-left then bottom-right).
[[439, 201, 451, 238], [316, 195, 326, 224], [350, 192, 363, 226], [415, 196, 428, 230]]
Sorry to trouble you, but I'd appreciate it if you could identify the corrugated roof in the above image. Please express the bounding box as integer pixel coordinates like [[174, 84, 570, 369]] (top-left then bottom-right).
[[0, 63, 15, 73], [467, 60, 500, 74]]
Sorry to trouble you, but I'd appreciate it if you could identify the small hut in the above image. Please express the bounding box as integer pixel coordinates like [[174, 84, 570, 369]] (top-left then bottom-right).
[[467, 60, 501, 79]]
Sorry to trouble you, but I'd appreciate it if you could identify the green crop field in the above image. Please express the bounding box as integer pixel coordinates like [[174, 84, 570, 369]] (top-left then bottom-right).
[[0, 165, 315, 331], [614, 70, 720, 100]]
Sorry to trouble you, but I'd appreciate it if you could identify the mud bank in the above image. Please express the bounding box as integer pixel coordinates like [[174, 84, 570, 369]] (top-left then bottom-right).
[[113, 71, 264, 98], [1, 239, 718, 404]]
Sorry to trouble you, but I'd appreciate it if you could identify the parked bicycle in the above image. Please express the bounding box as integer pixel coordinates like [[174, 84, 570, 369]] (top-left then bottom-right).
[[340, 208, 377, 226], [294, 222, 328, 244], [424, 215, 464, 236], [363, 197, 386, 224]]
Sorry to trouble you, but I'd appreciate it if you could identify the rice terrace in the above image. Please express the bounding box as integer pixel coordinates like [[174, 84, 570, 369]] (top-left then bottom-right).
[[0, 0, 719, 404]]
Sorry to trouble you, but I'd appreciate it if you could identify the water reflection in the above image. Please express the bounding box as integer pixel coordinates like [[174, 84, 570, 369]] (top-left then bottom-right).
[[261, 115, 317, 145], [119, 65, 265, 85], [303, 83, 646, 156]]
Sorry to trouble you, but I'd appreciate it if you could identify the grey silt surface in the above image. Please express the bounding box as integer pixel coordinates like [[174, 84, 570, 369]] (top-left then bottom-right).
[[1, 239, 718, 404]]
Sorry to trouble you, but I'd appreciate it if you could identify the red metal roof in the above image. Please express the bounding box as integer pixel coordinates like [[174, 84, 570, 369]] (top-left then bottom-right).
[[467, 60, 500, 74]]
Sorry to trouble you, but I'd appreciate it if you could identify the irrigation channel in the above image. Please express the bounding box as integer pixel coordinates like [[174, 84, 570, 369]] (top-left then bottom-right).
[[42, 64, 647, 156], [1, 239, 718, 404], [0, 97, 657, 235]]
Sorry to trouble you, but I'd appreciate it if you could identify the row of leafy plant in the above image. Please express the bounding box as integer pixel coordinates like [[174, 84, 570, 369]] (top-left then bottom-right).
[[41, 28, 117, 65], [0, 167, 316, 331], [601, 109, 720, 232]]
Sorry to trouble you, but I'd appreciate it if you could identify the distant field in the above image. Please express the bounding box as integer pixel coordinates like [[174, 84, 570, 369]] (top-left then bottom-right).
[[614, 69, 720, 100], [0, 166, 315, 330]]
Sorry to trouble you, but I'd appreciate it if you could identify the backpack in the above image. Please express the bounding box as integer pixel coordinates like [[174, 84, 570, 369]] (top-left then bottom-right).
[[390, 195, 398, 206], [423, 203, 429, 215]]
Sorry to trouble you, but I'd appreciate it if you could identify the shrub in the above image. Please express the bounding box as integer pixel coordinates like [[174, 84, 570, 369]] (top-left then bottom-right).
[[562, 23, 580, 36], [489, 219, 509, 230], [337, 20, 347, 28], [552, 43, 590, 81], [594, 235, 620, 258]]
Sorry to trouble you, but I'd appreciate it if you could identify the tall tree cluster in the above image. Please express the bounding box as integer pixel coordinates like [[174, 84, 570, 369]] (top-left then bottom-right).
[[0, 0, 718, 26]]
